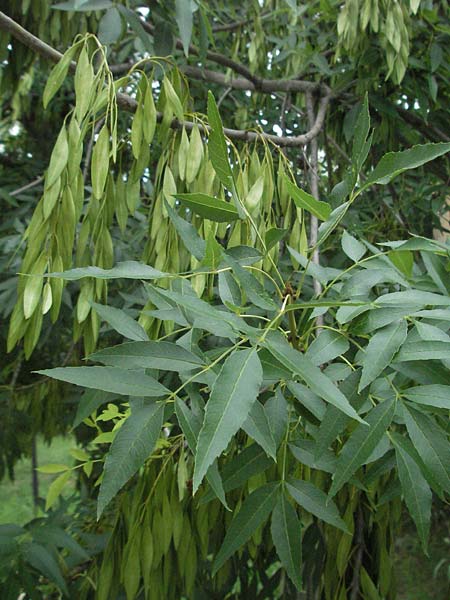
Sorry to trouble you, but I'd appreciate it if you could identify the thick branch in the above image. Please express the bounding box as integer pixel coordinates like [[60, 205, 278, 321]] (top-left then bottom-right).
[[0, 10, 330, 148], [182, 65, 326, 95], [306, 93, 323, 329]]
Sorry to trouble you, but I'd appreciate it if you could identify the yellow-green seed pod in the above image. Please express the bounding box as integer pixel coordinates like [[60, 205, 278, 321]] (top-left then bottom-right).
[[126, 178, 141, 214], [123, 534, 141, 600], [23, 253, 47, 320], [24, 298, 43, 358], [141, 514, 154, 592], [91, 124, 110, 199], [74, 45, 93, 121], [76, 279, 93, 323], [186, 124, 204, 185], [131, 102, 144, 160], [7, 301, 28, 352], [163, 76, 184, 121], [184, 538, 197, 595], [177, 446, 188, 501], [46, 126, 68, 190], [41, 282, 53, 315], [178, 128, 189, 182], [227, 221, 241, 248], [115, 174, 128, 233], [245, 174, 264, 214], [162, 167, 177, 217], [50, 255, 64, 322], [67, 117, 82, 183], [172, 503, 184, 550], [143, 79, 157, 144], [299, 220, 308, 256]]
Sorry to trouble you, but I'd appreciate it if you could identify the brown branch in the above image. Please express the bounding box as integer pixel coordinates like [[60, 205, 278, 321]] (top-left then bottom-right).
[[0, 10, 330, 148], [181, 64, 326, 95], [306, 93, 323, 329]]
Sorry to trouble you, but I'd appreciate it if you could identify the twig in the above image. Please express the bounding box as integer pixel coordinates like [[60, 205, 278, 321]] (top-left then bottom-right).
[[10, 176, 44, 197]]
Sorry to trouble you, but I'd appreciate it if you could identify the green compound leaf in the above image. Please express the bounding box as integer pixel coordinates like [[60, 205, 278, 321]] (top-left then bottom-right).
[[193, 348, 263, 493], [271, 492, 302, 590]]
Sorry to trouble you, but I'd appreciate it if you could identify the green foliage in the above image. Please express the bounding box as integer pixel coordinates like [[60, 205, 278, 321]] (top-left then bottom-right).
[[0, 1, 449, 598]]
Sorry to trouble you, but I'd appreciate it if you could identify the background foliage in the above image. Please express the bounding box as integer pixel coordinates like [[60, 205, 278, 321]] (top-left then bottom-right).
[[0, 1, 449, 599]]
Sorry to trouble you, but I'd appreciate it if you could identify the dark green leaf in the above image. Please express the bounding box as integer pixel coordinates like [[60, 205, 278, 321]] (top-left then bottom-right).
[[199, 444, 272, 504], [37, 366, 168, 397], [353, 307, 419, 334], [395, 340, 450, 362], [264, 332, 363, 422], [175, 0, 193, 57], [305, 330, 349, 367], [341, 230, 366, 262], [91, 302, 149, 342], [218, 270, 241, 307], [359, 320, 408, 391], [98, 7, 122, 44], [24, 542, 68, 594], [283, 176, 331, 221], [352, 93, 371, 171], [314, 371, 367, 460], [317, 202, 350, 245], [265, 227, 288, 251], [193, 348, 263, 492], [212, 482, 279, 574], [242, 400, 277, 461], [287, 479, 348, 532], [375, 290, 450, 308], [362, 142, 450, 189], [165, 201, 206, 260], [207, 91, 235, 192], [403, 404, 450, 494], [271, 493, 302, 590], [175, 399, 228, 508], [290, 440, 337, 474], [46, 261, 167, 280], [73, 389, 117, 427], [224, 254, 277, 311], [404, 385, 450, 409], [328, 399, 395, 498], [175, 192, 240, 222], [287, 381, 326, 421], [89, 340, 204, 372], [392, 433, 432, 552]]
